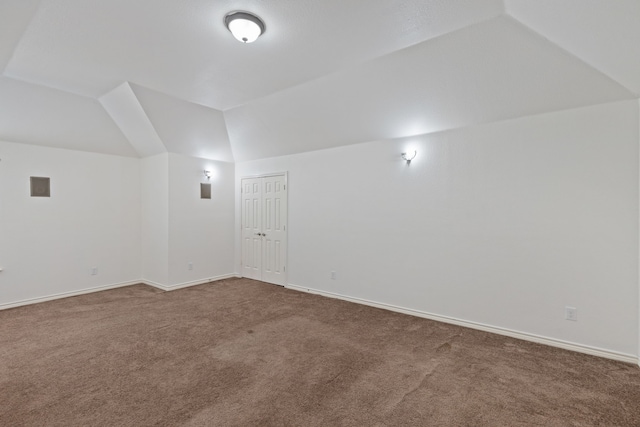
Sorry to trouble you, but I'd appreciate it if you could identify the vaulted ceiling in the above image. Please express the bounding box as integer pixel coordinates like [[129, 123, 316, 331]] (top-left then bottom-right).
[[1, 0, 638, 162]]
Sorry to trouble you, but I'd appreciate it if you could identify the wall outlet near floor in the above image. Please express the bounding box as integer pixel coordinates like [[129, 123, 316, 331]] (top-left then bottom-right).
[[331, 271, 336, 280], [565, 306, 577, 321], [90, 267, 98, 276], [188, 262, 193, 271]]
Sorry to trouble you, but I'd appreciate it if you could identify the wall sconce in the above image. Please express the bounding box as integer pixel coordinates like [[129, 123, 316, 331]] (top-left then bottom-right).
[[401, 151, 417, 165], [203, 170, 211, 180]]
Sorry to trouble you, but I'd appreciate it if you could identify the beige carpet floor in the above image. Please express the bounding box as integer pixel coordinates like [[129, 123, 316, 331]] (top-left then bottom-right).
[[0, 278, 639, 426]]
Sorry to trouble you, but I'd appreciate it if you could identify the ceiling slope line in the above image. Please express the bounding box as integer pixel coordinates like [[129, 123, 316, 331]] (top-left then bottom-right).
[[220, 109, 237, 164], [233, 98, 640, 165], [0, 75, 139, 157], [503, 14, 639, 98], [99, 82, 168, 158], [226, 14, 635, 162], [130, 83, 236, 163], [220, 12, 507, 113], [394, 98, 640, 147], [0, 0, 42, 75]]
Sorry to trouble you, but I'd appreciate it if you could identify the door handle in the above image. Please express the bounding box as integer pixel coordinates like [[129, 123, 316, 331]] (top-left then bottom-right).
[[255, 233, 266, 236]]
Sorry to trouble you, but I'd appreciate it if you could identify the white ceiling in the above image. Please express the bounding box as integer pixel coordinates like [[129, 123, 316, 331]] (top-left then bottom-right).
[[0, 76, 136, 156], [506, 0, 640, 95], [0, 0, 638, 162]]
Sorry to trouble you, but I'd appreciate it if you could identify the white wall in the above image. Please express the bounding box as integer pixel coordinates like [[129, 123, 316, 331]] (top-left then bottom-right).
[[236, 100, 639, 358], [141, 153, 169, 285], [0, 140, 141, 306], [167, 153, 235, 287], [0, 145, 236, 303]]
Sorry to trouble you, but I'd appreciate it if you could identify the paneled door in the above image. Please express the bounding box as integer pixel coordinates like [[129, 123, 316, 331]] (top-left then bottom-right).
[[241, 174, 287, 285], [241, 177, 262, 280]]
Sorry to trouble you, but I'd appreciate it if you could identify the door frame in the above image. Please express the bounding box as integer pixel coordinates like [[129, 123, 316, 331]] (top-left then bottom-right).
[[240, 172, 288, 285]]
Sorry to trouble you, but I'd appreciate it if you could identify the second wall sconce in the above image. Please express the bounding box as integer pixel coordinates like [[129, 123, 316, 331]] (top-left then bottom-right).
[[401, 151, 417, 165]]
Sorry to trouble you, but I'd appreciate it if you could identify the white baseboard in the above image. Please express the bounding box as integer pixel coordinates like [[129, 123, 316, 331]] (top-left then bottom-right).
[[5, 277, 633, 365], [143, 273, 240, 292], [0, 274, 242, 310], [0, 280, 142, 311], [286, 283, 638, 365]]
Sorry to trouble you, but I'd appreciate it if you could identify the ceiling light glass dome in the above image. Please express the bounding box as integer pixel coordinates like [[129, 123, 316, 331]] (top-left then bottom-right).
[[224, 11, 265, 43]]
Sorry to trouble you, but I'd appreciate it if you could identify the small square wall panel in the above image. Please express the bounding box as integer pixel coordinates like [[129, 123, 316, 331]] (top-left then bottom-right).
[[200, 183, 211, 199], [30, 177, 50, 197]]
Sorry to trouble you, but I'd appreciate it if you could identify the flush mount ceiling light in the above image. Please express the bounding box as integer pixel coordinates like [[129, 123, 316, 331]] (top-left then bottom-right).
[[224, 11, 265, 43]]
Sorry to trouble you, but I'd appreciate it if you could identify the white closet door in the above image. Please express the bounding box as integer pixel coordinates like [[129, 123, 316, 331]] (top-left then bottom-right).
[[241, 178, 262, 280], [261, 175, 287, 286], [240, 174, 287, 285]]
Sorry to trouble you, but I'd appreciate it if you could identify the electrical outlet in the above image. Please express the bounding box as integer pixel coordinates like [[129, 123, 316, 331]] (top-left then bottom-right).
[[565, 306, 577, 321], [331, 271, 336, 280], [188, 262, 193, 271], [90, 267, 98, 276]]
